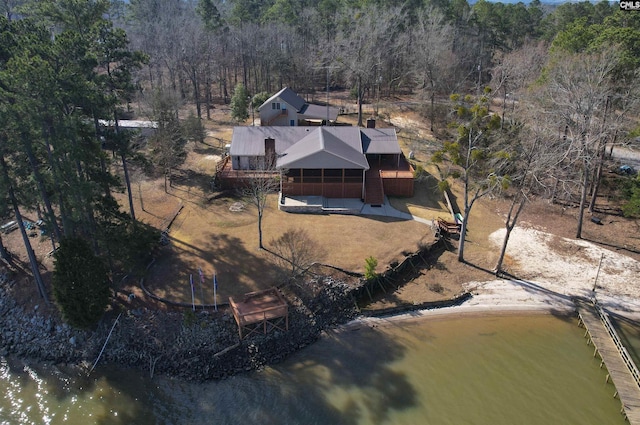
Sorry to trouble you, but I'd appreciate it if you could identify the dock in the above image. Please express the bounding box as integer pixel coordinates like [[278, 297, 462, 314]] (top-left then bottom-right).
[[576, 298, 640, 423]]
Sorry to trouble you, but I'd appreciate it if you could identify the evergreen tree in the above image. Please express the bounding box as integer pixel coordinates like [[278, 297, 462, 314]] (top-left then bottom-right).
[[230, 83, 249, 122], [432, 92, 510, 262], [53, 237, 111, 329], [197, 0, 224, 31]]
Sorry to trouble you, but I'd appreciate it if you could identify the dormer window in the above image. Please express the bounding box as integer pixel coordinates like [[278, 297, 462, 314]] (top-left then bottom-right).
[[272, 102, 281, 110]]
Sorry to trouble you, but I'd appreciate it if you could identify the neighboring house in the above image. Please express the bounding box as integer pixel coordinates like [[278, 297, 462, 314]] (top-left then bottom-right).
[[217, 126, 414, 205], [98, 119, 158, 150], [258, 87, 340, 126]]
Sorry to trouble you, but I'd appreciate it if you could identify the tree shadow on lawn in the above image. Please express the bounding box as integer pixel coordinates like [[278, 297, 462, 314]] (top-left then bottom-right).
[[170, 168, 214, 199], [144, 232, 285, 305], [192, 143, 224, 156]]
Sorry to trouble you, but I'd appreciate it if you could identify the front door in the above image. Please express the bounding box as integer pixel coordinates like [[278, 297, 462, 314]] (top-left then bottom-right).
[[290, 120, 295, 126]]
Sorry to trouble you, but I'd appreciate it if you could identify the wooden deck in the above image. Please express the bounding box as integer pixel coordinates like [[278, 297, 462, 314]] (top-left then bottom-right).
[[576, 298, 640, 423], [229, 288, 289, 339]]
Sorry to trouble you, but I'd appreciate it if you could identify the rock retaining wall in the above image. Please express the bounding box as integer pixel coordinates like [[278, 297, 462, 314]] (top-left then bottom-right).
[[0, 272, 359, 381], [0, 238, 471, 381]]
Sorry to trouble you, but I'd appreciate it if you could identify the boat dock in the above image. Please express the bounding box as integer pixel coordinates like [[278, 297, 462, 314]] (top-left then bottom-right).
[[576, 298, 640, 423]]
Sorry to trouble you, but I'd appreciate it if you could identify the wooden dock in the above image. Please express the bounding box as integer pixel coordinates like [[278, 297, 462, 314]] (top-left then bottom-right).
[[576, 298, 640, 423]]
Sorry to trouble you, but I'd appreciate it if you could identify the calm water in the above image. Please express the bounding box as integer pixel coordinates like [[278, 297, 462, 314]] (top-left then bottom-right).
[[0, 314, 631, 425]]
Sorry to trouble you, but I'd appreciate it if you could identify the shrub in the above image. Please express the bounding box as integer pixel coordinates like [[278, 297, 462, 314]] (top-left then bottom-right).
[[622, 176, 640, 218], [429, 283, 444, 293], [364, 256, 378, 280]]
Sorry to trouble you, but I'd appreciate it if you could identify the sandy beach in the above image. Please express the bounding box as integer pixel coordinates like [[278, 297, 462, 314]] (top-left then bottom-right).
[[347, 226, 640, 328]]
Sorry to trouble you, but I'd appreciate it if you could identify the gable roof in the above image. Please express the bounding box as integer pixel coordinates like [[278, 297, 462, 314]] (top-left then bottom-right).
[[277, 127, 369, 170], [258, 87, 306, 112], [230, 126, 401, 170]]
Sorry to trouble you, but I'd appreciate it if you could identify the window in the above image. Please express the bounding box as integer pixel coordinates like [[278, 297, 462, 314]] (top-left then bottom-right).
[[271, 102, 280, 110]]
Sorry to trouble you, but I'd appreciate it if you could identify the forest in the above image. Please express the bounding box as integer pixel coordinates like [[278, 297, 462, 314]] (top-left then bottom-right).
[[0, 0, 639, 327]]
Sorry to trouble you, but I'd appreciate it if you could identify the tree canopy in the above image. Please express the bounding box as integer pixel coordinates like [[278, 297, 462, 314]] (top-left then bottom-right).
[[52, 237, 111, 329]]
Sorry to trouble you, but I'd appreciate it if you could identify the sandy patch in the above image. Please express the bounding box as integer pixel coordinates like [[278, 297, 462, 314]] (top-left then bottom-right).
[[461, 227, 640, 318], [353, 226, 640, 327]]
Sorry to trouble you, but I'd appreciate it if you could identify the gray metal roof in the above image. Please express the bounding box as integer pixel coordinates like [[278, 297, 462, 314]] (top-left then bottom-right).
[[258, 87, 306, 112], [277, 127, 369, 170], [361, 128, 402, 154], [230, 127, 314, 156], [230, 126, 402, 169], [299, 104, 340, 121]]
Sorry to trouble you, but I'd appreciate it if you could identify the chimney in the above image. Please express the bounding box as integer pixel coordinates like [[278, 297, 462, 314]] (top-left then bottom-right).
[[366, 118, 376, 128], [265, 138, 276, 167]]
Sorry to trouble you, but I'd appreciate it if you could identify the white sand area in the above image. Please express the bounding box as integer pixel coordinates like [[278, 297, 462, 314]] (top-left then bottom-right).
[[350, 226, 640, 329]]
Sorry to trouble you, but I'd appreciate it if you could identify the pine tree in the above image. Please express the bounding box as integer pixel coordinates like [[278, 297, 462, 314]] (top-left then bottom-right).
[[52, 237, 111, 329], [230, 83, 249, 122]]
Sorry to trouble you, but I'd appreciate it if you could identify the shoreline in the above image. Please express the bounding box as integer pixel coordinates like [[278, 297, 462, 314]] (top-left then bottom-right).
[[1, 223, 639, 382], [338, 293, 577, 333], [1, 272, 639, 381]]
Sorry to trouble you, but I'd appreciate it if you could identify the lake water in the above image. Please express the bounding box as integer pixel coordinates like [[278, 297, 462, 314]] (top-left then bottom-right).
[[0, 313, 631, 425]]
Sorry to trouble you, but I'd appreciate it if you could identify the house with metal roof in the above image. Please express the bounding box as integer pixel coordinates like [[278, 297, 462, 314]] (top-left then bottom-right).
[[258, 87, 340, 126], [217, 125, 414, 207]]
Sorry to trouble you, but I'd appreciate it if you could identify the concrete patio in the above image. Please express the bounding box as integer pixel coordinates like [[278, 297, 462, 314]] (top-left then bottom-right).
[[278, 194, 432, 225]]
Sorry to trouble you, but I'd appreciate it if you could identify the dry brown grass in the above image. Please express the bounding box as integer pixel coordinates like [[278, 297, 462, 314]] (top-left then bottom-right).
[[140, 191, 434, 305]]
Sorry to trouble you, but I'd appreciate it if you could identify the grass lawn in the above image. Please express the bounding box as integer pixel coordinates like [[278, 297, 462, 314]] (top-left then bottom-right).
[[138, 187, 435, 305]]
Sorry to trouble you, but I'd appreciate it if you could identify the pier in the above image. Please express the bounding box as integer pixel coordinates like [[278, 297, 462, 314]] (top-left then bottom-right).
[[576, 298, 640, 423]]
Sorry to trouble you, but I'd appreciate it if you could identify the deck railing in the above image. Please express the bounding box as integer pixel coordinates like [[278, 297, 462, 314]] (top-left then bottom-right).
[[594, 298, 640, 388]]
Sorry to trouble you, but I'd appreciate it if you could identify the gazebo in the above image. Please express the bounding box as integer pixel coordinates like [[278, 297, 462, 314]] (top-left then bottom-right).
[[229, 288, 289, 339]]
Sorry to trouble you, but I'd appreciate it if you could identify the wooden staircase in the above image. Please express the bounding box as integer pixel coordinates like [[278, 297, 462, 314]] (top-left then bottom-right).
[[364, 169, 384, 205]]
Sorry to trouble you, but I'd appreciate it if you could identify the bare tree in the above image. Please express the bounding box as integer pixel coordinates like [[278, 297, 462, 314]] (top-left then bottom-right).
[[412, 8, 454, 132], [490, 41, 548, 128], [146, 88, 186, 193], [269, 228, 325, 280], [495, 192, 527, 276], [242, 160, 281, 250], [333, 6, 404, 127], [536, 48, 635, 238]]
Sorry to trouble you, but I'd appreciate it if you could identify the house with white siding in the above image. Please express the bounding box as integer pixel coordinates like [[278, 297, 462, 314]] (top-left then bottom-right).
[[258, 87, 340, 126]]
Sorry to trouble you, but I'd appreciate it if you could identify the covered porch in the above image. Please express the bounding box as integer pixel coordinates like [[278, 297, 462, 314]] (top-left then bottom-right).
[[281, 168, 365, 199]]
